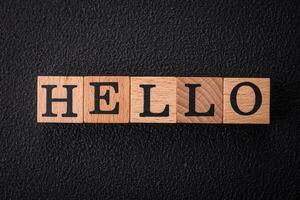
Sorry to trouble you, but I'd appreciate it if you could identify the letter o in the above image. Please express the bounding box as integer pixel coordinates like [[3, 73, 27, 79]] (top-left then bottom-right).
[[230, 82, 262, 115]]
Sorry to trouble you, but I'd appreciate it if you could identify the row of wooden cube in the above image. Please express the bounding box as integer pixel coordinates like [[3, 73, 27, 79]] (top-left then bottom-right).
[[37, 76, 270, 124]]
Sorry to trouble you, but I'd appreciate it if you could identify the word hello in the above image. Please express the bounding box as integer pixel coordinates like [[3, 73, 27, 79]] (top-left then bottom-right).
[[37, 76, 270, 124]]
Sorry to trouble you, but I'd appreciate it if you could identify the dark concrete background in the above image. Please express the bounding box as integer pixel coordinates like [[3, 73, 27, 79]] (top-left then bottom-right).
[[0, 0, 299, 199]]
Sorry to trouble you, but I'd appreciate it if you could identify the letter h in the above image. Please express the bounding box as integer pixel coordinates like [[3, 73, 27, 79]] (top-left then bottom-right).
[[42, 85, 77, 117]]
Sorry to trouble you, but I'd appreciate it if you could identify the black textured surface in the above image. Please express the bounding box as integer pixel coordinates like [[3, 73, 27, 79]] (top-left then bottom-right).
[[0, 0, 299, 199]]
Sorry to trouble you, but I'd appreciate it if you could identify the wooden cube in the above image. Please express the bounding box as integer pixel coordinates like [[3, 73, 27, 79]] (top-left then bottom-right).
[[37, 76, 83, 123], [177, 77, 223, 123], [223, 78, 270, 124], [83, 76, 130, 123], [130, 77, 176, 123]]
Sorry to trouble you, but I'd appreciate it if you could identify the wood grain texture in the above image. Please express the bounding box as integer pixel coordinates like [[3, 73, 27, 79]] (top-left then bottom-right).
[[223, 78, 270, 124], [177, 77, 223, 123], [83, 76, 130, 123], [37, 76, 83, 123], [130, 77, 176, 123]]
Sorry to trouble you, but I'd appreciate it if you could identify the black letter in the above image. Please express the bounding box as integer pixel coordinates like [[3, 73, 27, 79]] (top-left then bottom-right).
[[89, 82, 119, 114], [139, 84, 169, 117], [230, 82, 262, 115], [185, 84, 214, 116], [42, 85, 77, 117]]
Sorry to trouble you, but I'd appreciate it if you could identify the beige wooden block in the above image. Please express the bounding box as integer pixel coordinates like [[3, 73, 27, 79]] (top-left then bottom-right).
[[223, 78, 270, 124], [130, 77, 176, 123], [84, 76, 130, 123], [177, 77, 223, 123], [37, 76, 83, 123]]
